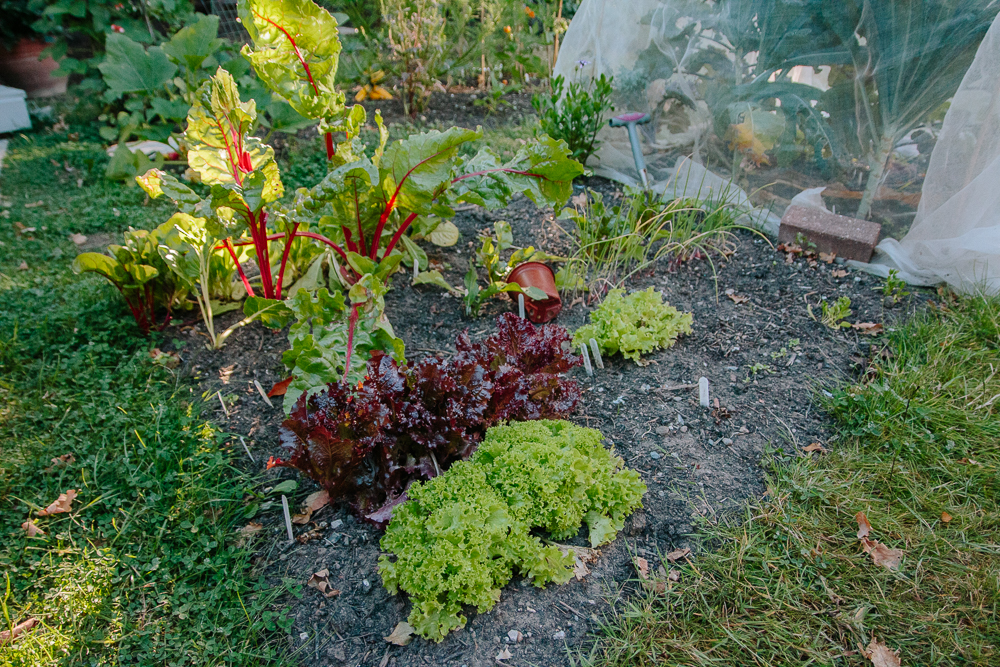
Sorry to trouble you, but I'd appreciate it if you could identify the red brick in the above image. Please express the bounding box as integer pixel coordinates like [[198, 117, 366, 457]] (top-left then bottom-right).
[[778, 205, 881, 262]]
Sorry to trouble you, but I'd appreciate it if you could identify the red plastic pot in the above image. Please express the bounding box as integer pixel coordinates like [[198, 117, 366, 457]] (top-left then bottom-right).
[[507, 262, 562, 323], [0, 39, 68, 98]]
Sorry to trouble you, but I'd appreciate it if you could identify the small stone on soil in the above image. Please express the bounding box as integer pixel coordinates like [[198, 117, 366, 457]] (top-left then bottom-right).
[[552, 631, 565, 640], [649, 451, 661, 459]]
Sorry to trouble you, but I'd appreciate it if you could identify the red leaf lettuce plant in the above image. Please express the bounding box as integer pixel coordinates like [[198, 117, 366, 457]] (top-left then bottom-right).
[[272, 313, 581, 521]]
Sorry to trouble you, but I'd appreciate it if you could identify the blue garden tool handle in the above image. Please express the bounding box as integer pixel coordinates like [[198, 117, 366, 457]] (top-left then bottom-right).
[[609, 112, 651, 188]]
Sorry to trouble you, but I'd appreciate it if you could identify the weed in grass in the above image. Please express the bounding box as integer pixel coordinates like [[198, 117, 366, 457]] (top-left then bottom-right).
[[881, 269, 911, 305], [585, 293, 1000, 667]]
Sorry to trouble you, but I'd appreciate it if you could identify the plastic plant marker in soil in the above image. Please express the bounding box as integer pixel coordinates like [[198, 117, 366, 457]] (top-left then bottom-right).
[[239, 436, 255, 463], [580, 342, 593, 376], [281, 495, 294, 542], [589, 338, 604, 369], [255, 379, 274, 407], [699, 377, 710, 408], [518, 293, 526, 319]]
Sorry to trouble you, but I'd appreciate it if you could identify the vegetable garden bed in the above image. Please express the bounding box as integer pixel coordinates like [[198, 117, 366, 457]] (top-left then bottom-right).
[[169, 175, 916, 666]]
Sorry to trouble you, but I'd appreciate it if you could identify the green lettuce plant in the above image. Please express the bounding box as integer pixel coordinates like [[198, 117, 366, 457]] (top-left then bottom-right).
[[573, 287, 693, 363], [379, 420, 646, 641]]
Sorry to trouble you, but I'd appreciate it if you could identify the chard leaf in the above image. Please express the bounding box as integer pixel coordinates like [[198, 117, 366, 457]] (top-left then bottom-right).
[[239, 0, 345, 121], [381, 127, 480, 215], [244, 296, 294, 328], [136, 169, 202, 214], [413, 270, 454, 293], [427, 220, 459, 247]]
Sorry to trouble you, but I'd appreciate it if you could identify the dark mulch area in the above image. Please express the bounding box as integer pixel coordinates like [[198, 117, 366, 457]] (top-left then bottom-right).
[[356, 90, 538, 130], [168, 177, 927, 667]]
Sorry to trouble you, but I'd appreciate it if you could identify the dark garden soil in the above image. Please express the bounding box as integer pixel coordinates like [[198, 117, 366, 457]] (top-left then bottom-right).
[[356, 90, 539, 130], [168, 177, 929, 667]]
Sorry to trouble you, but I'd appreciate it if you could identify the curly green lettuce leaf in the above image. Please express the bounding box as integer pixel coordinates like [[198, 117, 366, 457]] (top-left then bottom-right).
[[573, 287, 693, 363]]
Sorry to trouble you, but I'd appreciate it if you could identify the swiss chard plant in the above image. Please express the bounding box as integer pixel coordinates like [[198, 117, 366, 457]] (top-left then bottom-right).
[[136, 0, 581, 368], [272, 313, 581, 522]]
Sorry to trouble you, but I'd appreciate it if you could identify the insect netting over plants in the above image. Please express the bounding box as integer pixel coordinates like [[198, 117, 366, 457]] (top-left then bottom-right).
[[554, 0, 1000, 293]]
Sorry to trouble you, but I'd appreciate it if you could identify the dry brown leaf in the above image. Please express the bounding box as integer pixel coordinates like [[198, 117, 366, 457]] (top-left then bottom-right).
[[496, 647, 513, 661], [941, 511, 953, 524], [21, 520, 45, 537], [803, 442, 828, 454], [306, 569, 341, 598], [832, 269, 849, 278], [240, 522, 263, 536], [724, 288, 749, 304], [665, 547, 692, 563], [865, 638, 902, 667], [292, 490, 331, 525], [384, 621, 415, 646], [667, 569, 680, 582], [852, 322, 884, 336], [634, 556, 649, 579], [50, 453, 75, 467], [296, 526, 325, 544], [819, 252, 837, 264], [570, 192, 588, 209], [149, 348, 180, 369], [37, 489, 77, 516], [0, 618, 39, 646], [862, 538, 903, 570], [69, 233, 87, 245], [17, 261, 28, 271], [855, 512, 872, 540]]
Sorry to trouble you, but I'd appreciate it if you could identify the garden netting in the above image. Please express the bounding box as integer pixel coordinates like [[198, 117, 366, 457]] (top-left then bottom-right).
[[554, 0, 1000, 293]]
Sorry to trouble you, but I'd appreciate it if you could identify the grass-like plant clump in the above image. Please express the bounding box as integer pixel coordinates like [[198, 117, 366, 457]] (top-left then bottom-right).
[[573, 287, 693, 363], [587, 293, 1000, 666], [379, 420, 646, 642]]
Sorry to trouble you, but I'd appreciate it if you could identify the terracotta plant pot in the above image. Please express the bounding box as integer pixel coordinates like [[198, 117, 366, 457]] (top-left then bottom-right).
[[507, 262, 562, 323], [0, 38, 68, 98]]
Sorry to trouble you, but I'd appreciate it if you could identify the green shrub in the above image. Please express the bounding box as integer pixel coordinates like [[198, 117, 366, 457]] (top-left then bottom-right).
[[573, 287, 693, 362], [379, 420, 645, 641], [533, 71, 614, 165]]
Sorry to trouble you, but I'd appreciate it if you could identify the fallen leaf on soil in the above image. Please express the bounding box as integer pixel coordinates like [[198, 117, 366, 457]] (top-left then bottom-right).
[[634, 556, 649, 579], [268, 377, 293, 397], [865, 638, 902, 667], [852, 322, 884, 335], [496, 647, 513, 661], [862, 538, 903, 570], [725, 288, 749, 304], [240, 522, 263, 536], [384, 621, 415, 646], [668, 569, 680, 582], [296, 526, 325, 544], [665, 547, 692, 563], [958, 458, 980, 466], [293, 490, 331, 524], [69, 233, 87, 245], [50, 453, 75, 466], [803, 442, 828, 454], [306, 569, 341, 598], [819, 252, 837, 263], [570, 192, 588, 208], [832, 269, 849, 278], [21, 521, 44, 537], [941, 512, 952, 524], [0, 618, 39, 645], [37, 489, 77, 516], [17, 261, 28, 271], [557, 544, 598, 580], [855, 512, 872, 540]]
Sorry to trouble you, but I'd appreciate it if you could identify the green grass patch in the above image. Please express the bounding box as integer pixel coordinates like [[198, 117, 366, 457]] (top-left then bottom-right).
[[1, 134, 284, 665], [586, 294, 1000, 666]]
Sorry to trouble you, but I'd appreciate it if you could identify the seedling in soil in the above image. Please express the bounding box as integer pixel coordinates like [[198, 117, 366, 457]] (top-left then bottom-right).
[[881, 269, 910, 304], [821, 296, 853, 329]]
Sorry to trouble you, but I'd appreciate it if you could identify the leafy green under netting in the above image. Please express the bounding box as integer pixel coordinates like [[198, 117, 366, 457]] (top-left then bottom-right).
[[573, 287, 693, 363], [273, 314, 581, 521], [379, 420, 646, 642]]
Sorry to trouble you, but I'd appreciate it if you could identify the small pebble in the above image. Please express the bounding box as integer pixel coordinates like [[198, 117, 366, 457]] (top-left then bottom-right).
[[722, 438, 733, 446], [362, 578, 371, 593], [552, 631, 566, 640], [299, 632, 309, 641], [329, 519, 343, 530], [655, 426, 669, 435], [649, 451, 661, 460], [508, 630, 523, 643], [680, 425, 688, 433], [673, 396, 682, 402]]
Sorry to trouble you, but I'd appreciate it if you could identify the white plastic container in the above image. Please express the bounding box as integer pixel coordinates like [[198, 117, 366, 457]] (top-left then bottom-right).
[[0, 86, 31, 134]]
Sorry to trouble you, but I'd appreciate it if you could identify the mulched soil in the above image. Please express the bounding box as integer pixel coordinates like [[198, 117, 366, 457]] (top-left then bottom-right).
[[356, 90, 539, 130], [166, 174, 929, 667]]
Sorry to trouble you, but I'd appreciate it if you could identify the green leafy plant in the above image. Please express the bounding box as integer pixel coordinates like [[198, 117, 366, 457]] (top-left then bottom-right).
[[381, 0, 447, 115], [533, 68, 614, 164], [379, 419, 645, 641], [459, 220, 553, 317], [881, 269, 910, 305], [72, 222, 190, 334], [820, 296, 853, 329], [572, 287, 693, 363]]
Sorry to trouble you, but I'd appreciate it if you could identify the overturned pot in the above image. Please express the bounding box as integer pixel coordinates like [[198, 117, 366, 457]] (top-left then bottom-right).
[[507, 262, 562, 323]]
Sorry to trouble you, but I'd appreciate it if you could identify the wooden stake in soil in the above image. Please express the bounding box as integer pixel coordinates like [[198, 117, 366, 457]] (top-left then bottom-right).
[[699, 377, 710, 408], [281, 495, 294, 542], [589, 338, 604, 369], [580, 343, 593, 376]]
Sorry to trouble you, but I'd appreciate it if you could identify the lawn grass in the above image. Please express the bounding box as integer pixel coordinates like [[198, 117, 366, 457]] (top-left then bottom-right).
[[584, 292, 1000, 666], [0, 133, 285, 665]]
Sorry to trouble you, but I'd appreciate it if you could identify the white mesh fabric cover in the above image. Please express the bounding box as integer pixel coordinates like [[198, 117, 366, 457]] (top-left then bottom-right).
[[553, 0, 712, 187], [869, 13, 1000, 294]]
